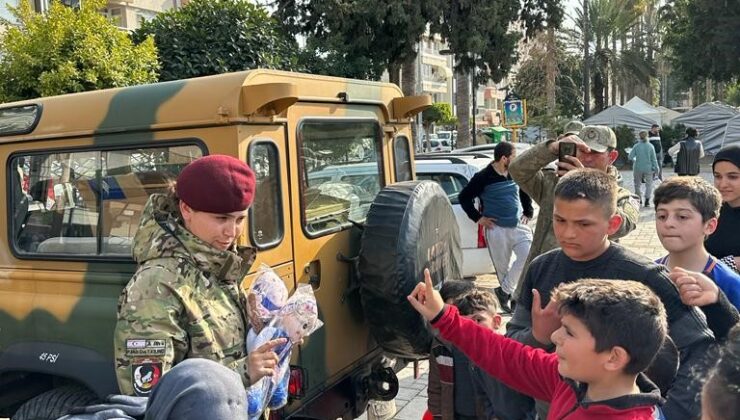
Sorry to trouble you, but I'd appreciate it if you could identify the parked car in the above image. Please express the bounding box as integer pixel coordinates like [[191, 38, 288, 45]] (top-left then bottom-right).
[[415, 155, 494, 277]]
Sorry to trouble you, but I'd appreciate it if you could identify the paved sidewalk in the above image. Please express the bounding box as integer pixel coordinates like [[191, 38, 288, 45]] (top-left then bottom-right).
[[372, 167, 715, 420]]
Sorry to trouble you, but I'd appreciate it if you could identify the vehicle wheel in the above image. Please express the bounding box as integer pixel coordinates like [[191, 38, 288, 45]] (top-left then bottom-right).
[[12, 384, 99, 420], [359, 181, 462, 358]]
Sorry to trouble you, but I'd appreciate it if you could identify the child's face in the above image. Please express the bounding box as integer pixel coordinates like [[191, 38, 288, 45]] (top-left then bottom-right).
[[553, 198, 621, 261], [464, 310, 501, 332], [656, 199, 716, 253], [714, 161, 740, 207], [550, 314, 611, 383]]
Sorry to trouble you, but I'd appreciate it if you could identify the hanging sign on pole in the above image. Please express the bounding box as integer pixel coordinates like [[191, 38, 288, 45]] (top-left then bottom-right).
[[502, 99, 527, 128]]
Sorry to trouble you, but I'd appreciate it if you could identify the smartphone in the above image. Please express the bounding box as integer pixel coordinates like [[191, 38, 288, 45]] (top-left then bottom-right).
[[559, 142, 577, 163]]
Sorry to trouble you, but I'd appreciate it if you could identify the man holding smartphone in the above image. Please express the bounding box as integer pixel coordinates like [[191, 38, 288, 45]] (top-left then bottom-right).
[[509, 124, 640, 293]]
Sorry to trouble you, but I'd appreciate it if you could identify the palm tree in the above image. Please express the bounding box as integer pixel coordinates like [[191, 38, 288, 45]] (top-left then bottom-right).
[[570, 0, 657, 112]]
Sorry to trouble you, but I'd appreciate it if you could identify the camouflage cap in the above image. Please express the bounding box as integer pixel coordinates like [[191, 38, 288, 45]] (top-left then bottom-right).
[[578, 125, 617, 153], [563, 120, 585, 136]]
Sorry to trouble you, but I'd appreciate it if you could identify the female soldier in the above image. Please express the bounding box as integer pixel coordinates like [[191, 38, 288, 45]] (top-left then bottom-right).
[[114, 155, 283, 399]]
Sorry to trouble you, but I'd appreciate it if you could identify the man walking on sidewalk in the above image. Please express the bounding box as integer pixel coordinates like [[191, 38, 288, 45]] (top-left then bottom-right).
[[459, 141, 533, 312]]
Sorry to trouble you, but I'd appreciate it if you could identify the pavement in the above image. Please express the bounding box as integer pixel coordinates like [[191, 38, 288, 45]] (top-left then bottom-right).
[[361, 166, 715, 420]]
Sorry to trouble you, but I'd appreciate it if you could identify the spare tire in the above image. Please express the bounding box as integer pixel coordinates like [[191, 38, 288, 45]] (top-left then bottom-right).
[[359, 181, 462, 358]]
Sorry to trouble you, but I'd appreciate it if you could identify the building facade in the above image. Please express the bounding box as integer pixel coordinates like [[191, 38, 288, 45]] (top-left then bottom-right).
[[1, 0, 183, 31]]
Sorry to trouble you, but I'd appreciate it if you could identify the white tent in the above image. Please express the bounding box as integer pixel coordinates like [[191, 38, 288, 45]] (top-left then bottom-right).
[[657, 106, 682, 126], [623, 96, 662, 124], [583, 105, 656, 132], [672, 102, 739, 153], [719, 114, 740, 149]]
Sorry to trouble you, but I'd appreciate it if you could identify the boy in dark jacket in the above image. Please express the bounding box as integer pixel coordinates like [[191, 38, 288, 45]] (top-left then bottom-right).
[[409, 272, 668, 420], [426, 279, 477, 419], [456, 290, 535, 420], [506, 169, 715, 419]]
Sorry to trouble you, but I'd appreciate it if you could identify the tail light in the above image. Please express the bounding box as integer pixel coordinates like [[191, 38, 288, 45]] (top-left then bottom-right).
[[477, 224, 486, 248], [288, 366, 305, 399]]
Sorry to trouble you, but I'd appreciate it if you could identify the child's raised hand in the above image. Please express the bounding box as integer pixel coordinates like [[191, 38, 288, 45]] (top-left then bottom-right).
[[531, 288, 561, 345], [669, 266, 719, 307], [407, 268, 445, 321]]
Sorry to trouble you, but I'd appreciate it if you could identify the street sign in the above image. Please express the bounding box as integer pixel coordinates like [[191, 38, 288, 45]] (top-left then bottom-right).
[[502, 99, 527, 128]]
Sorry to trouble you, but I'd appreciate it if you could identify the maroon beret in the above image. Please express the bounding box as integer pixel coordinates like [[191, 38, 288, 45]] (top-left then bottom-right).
[[176, 155, 256, 213]]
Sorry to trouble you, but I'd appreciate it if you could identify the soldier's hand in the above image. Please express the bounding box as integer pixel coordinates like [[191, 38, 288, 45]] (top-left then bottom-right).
[[548, 135, 590, 155], [669, 267, 719, 307], [407, 269, 445, 321], [531, 289, 561, 345], [248, 337, 287, 382], [556, 155, 585, 177]]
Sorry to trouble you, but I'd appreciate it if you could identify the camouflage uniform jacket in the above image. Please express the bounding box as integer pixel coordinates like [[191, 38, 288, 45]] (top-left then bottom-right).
[[509, 142, 639, 299], [114, 193, 256, 396]]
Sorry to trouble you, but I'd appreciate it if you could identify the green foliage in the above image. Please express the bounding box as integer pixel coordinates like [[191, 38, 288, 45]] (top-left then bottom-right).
[[614, 125, 635, 166], [513, 40, 583, 120], [662, 0, 740, 83], [0, 0, 159, 102], [725, 82, 740, 107], [296, 35, 386, 80], [133, 0, 297, 82], [432, 0, 523, 84], [422, 103, 456, 127], [277, 0, 561, 83], [660, 123, 686, 150], [276, 0, 440, 80]]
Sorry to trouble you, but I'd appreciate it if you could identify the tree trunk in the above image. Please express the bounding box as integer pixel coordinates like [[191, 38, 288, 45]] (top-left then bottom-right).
[[611, 35, 617, 105], [455, 69, 471, 148], [545, 27, 557, 116], [593, 73, 605, 112], [705, 79, 713, 102], [401, 53, 418, 147], [388, 62, 401, 86], [582, 0, 591, 118], [401, 55, 417, 97]]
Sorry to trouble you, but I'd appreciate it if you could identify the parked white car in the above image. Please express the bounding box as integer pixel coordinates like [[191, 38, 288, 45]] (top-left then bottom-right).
[[415, 154, 495, 277]]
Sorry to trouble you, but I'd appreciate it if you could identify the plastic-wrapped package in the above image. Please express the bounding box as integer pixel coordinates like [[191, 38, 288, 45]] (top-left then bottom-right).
[[246, 280, 323, 420]]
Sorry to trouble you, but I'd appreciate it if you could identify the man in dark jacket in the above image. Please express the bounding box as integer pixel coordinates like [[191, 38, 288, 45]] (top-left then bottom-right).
[[459, 141, 534, 312], [670, 127, 704, 176]]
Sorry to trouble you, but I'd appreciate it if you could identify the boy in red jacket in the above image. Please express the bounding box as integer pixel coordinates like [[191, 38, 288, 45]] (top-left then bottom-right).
[[409, 271, 668, 420]]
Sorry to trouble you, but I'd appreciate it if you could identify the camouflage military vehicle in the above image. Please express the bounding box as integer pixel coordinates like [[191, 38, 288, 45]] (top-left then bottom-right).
[[0, 70, 462, 419]]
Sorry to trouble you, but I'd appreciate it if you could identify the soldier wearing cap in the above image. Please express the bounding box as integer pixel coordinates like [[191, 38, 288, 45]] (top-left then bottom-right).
[[509, 124, 639, 290], [114, 155, 283, 398]]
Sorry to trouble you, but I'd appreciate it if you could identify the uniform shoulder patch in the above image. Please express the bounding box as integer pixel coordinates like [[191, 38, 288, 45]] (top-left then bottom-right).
[[132, 358, 163, 396]]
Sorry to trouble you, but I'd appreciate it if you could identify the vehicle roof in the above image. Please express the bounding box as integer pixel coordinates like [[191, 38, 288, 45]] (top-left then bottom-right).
[[0, 69, 406, 142], [415, 154, 490, 169]]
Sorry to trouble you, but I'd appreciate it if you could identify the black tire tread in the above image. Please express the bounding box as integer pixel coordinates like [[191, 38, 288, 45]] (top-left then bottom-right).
[[12, 384, 98, 420], [359, 181, 462, 358]]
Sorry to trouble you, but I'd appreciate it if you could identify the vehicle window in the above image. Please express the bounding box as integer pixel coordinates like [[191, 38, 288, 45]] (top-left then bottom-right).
[[416, 172, 468, 204], [10, 144, 203, 258], [430, 140, 440, 148], [248, 141, 283, 249], [299, 119, 383, 236], [393, 136, 412, 182]]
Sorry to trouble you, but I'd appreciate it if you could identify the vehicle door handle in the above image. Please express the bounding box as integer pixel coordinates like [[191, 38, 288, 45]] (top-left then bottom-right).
[[304, 260, 321, 290]]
